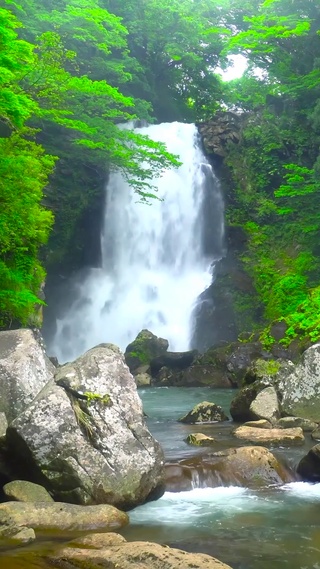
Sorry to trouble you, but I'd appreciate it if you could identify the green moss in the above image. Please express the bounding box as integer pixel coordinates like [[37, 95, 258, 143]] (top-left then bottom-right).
[[254, 358, 281, 377]]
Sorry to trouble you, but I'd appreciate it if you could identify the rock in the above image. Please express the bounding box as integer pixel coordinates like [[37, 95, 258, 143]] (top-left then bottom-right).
[[67, 532, 126, 549], [125, 330, 168, 372], [0, 329, 55, 423], [233, 426, 305, 445], [0, 501, 128, 532], [0, 412, 8, 439], [155, 365, 233, 388], [249, 386, 280, 424], [6, 344, 165, 508], [311, 428, 320, 441], [8, 527, 36, 545], [178, 401, 228, 424], [150, 350, 197, 375], [276, 344, 320, 421], [198, 112, 241, 157], [230, 381, 266, 422], [165, 446, 295, 491], [185, 433, 216, 446], [297, 444, 320, 481], [50, 540, 233, 569], [243, 419, 272, 429], [277, 417, 318, 432], [3, 480, 54, 503], [135, 372, 152, 387], [197, 341, 270, 386]]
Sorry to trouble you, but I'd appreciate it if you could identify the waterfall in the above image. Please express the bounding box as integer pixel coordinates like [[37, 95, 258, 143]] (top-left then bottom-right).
[[49, 122, 224, 363]]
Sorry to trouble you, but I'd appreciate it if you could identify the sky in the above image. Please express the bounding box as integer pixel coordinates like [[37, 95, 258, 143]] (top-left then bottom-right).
[[218, 54, 248, 80]]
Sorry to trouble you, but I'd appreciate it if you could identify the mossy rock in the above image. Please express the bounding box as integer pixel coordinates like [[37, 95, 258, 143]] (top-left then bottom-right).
[[179, 401, 228, 424], [185, 433, 216, 446], [124, 329, 168, 372]]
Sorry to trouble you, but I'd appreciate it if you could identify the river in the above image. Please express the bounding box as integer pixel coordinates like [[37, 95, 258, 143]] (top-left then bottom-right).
[[2, 386, 319, 569]]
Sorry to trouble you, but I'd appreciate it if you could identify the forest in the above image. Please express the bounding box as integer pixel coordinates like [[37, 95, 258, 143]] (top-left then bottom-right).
[[1, 0, 320, 351]]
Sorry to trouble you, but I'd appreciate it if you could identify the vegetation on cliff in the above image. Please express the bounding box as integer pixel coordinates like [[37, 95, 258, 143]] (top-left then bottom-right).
[[222, 0, 320, 347]]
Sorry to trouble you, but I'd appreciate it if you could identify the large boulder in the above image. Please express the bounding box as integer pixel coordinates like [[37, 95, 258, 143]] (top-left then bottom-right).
[[124, 329, 168, 372], [6, 344, 165, 509], [0, 329, 55, 423], [230, 381, 267, 422], [249, 386, 280, 424], [165, 446, 296, 491], [178, 401, 228, 423], [50, 539, 232, 569], [297, 444, 320, 481], [276, 344, 320, 421]]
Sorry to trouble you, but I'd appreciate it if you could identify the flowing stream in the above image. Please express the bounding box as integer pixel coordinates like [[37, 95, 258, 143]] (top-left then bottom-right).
[[2, 387, 320, 569], [123, 387, 320, 569], [49, 122, 224, 363]]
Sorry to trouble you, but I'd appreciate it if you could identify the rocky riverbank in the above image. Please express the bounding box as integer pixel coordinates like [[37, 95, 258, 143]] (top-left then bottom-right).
[[1, 327, 320, 568]]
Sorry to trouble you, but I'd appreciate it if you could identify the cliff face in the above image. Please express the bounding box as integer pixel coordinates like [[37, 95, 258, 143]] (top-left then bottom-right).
[[197, 111, 241, 157], [193, 113, 262, 352]]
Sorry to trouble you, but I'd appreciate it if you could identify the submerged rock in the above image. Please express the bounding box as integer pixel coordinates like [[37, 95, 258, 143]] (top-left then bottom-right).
[[125, 329, 168, 372], [49, 539, 232, 569], [178, 401, 228, 424], [6, 343, 165, 508], [165, 446, 295, 491], [185, 433, 216, 446], [233, 426, 305, 445], [3, 480, 53, 503], [0, 501, 128, 532], [0, 329, 55, 423]]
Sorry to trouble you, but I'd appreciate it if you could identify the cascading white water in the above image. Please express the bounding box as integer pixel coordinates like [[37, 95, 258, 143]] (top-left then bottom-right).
[[50, 122, 224, 363]]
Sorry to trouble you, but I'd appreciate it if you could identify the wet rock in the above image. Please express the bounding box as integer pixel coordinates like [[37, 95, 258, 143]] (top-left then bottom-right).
[[0, 502, 128, 532], [0, 329, 55, 423], [150, 350, 198, 376], [7, 527, 36, 545], [277, 417, 318, 432], [230, 381, 266, 422], [185, 433, 216, 446], [178, 401, 228, 424], [125, 330, 168, 372], [0, 412, 8, 439], [276, 344, 320, 421], [249, 386, 280, 424], [67, 532, 126, 549], [3, 480, 54, 503], [233, 426, 305, 445], [297, 444, 320, 481], [135, 372, 152, 387], [165, 446, 295, 491], [49, 540, 233, 569], [243, 419, 272, 429], [159, 365, 233, 388], [311, 428, 320, 441], [6, 344, 165, 508]]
